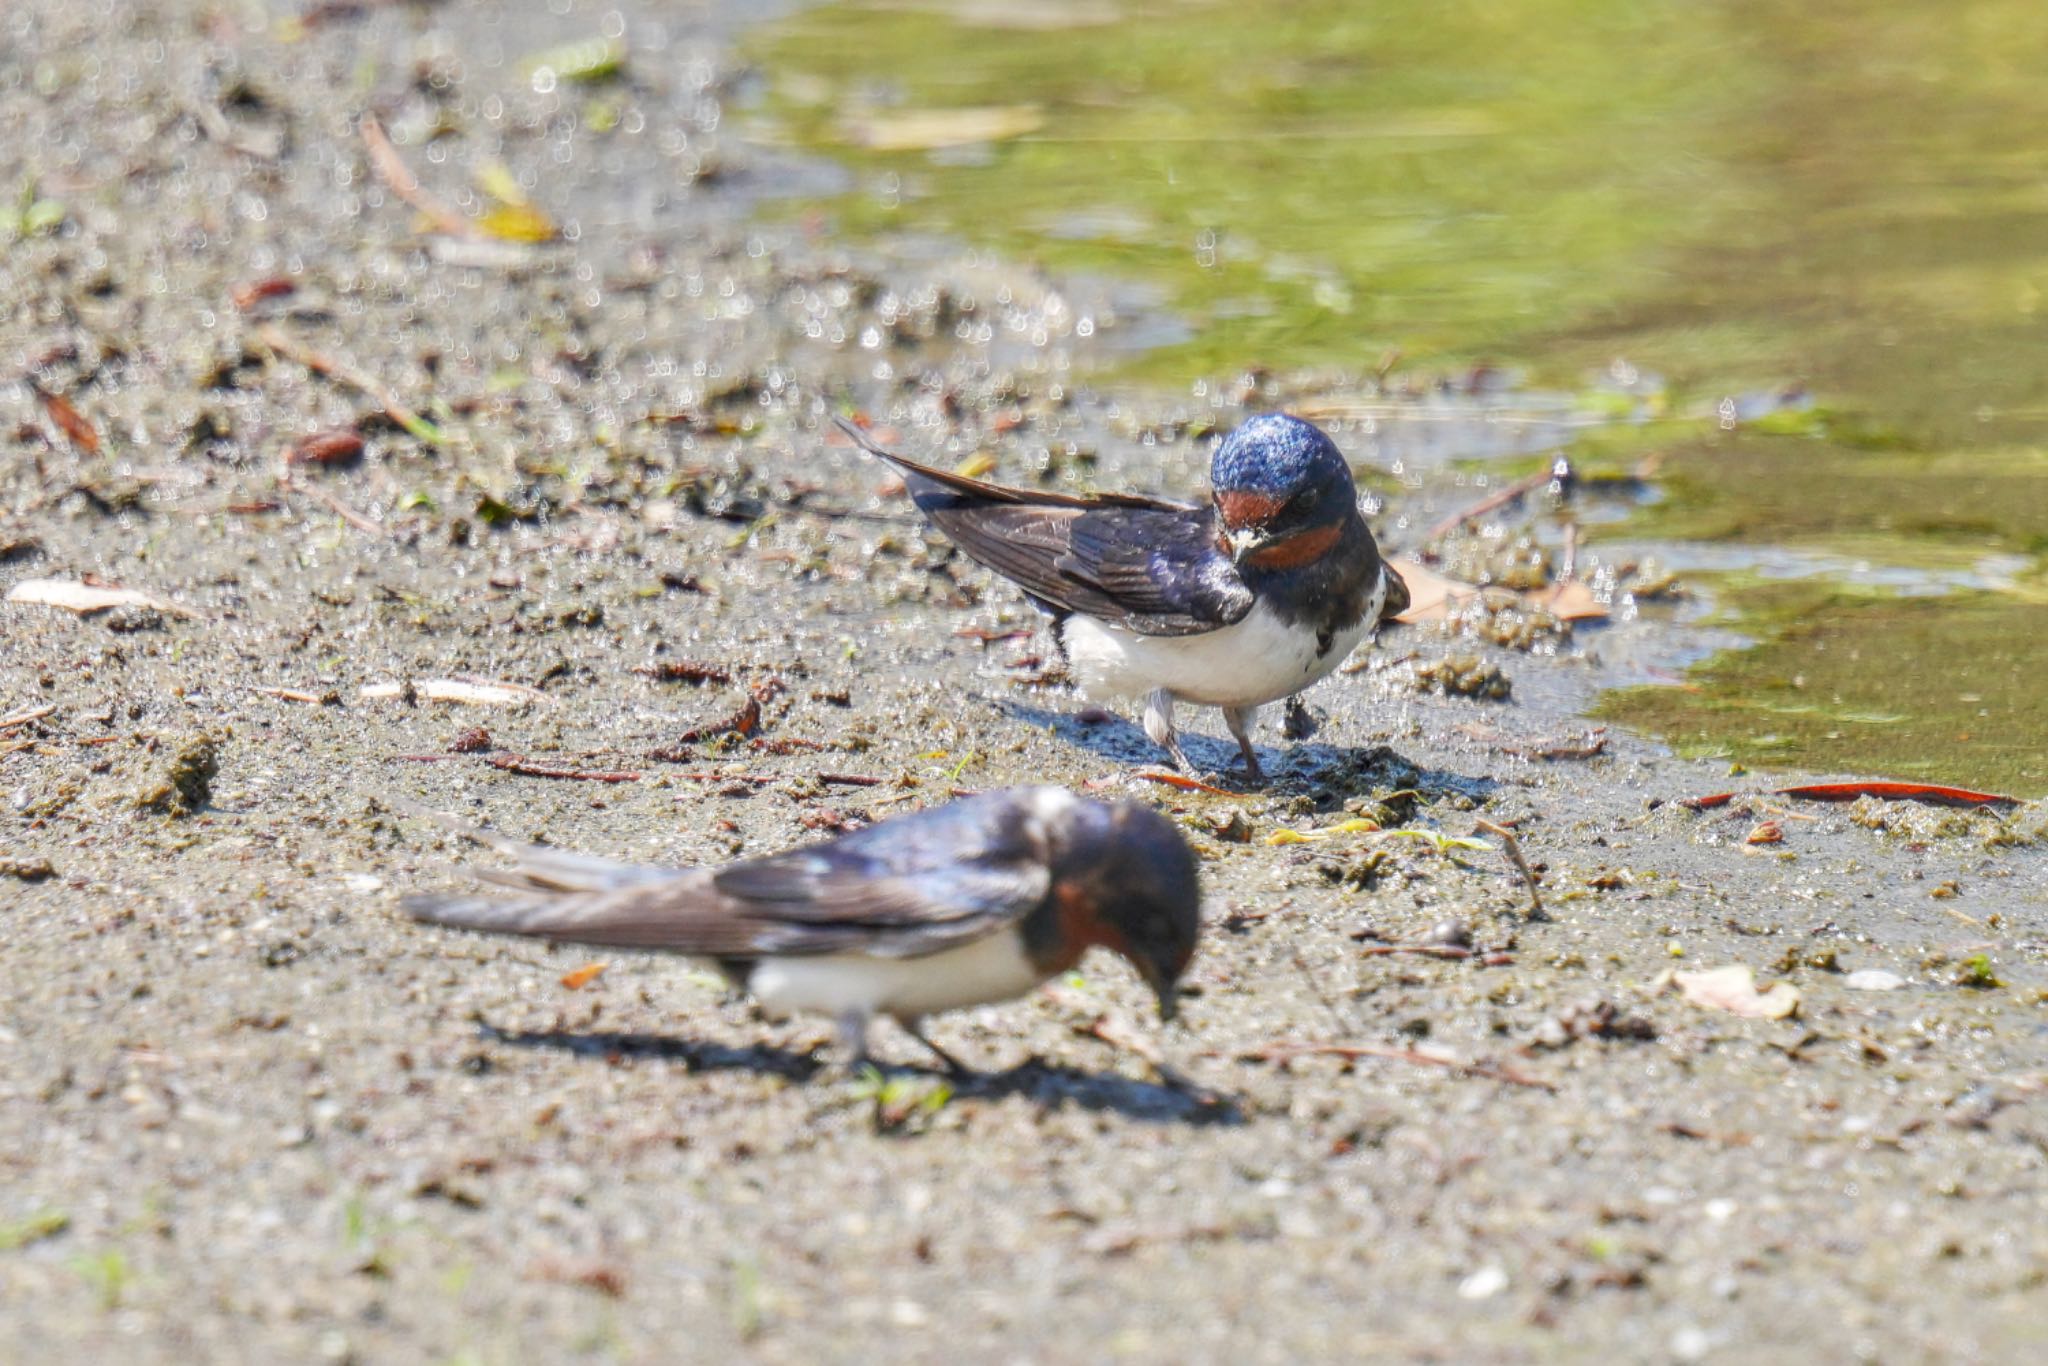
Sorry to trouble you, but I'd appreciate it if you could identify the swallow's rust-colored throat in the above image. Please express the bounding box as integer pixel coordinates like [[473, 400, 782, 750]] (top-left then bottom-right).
[[1243, 521, 1343, 572]]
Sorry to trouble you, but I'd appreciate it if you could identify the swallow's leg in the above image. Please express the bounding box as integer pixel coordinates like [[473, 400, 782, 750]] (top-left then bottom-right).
[[1221, 705, 1264, 783], [837, 1009, 874, 1071], [898, 1017, 974, 1078], [1141, 688, 1198, 774]]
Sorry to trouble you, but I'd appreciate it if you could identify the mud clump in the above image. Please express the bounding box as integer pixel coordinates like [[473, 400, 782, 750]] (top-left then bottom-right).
[[1413, 652, 1512, 701], [0, 855, 57, 881], [133, 731, 221, 816]]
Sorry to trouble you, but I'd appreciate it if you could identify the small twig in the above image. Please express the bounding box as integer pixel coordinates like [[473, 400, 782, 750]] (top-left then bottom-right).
[[249, 687, 331, 705], [0, 705, 57, 731], [257, 322, 444, 446], [1342, 648, 1419, 675], [360, 112, 473, 239], [1423, 458, 1572, 543], [1474, 816, 1543, 917], [292, 478, 393, 538], [1211, 1040, 1553, 1091], [487, 755, 640, 783], [1497, 729, 1608, 761], [1290, 948, 1352, 1035], [816, 772, 886, 787], [1356, 944, 1474, 960]]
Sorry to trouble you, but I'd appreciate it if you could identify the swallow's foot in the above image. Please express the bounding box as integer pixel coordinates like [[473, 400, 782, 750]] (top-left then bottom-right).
[[1281, 695, 1318, 741], [1222, 705, 1265, 785], [899, 1018, 976, 1078]]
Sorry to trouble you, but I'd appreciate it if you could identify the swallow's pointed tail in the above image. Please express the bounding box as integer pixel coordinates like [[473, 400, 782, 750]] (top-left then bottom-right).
[[400, 875, 720, 951], [394, 800, 721, 949], [391, 797, 682, 894]]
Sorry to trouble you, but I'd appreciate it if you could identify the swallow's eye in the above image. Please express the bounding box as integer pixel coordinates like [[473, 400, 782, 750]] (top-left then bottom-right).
[[1292, 486, 1321, 515]]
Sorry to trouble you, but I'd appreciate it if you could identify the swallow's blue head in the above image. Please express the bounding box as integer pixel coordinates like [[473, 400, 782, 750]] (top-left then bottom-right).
[[1209, 413, 1358, 572]]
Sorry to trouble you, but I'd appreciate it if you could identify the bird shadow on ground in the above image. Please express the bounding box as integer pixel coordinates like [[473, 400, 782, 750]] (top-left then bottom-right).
[[881, 1055, 1242, 1127], [997, 697, 1495, 804], [477, 1020, 1242, 1126]]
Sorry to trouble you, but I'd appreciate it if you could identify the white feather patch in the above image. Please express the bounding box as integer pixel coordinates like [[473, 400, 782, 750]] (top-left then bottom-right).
[[1062, 570, 1386, 708], [747, 928, 1046, 1021]]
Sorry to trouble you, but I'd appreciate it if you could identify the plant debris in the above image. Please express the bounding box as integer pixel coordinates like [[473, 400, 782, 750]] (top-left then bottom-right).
[[1666, 965, 1800, 1019], [1680, 781, 2020, 811], [133, 731, 221, 816], [487, 756, 640, 783], [285, 428, 366, 468], [29, 382, 101, 454], [7, 578, 200, 620], [360, 679, 550, 708]]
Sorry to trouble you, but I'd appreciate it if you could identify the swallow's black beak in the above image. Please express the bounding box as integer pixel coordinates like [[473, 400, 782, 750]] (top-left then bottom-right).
[[1224, 524, 1273, 568], [1147, 965, 1179, 1023]]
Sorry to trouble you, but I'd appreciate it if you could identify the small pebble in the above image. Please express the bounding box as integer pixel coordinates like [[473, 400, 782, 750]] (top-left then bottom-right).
[[1844, 969, 1905, 991]]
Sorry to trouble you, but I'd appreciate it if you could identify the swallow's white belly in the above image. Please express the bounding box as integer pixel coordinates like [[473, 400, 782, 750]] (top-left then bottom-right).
[[747, 927, 1045, 1022], [1062, 591, 1379, 708]]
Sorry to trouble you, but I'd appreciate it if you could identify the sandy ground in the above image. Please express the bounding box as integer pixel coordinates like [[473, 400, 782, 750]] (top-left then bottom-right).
[[4, 2, 2048, 1362]]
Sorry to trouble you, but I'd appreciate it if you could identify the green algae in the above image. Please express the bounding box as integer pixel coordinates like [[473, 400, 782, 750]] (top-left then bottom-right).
[[1599, 580, 2048, 795]]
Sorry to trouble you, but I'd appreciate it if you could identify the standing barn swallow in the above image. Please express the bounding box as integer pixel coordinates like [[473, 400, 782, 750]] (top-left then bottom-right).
[[401, 788, 1200, 1072], [836, 412, 1408, 781]]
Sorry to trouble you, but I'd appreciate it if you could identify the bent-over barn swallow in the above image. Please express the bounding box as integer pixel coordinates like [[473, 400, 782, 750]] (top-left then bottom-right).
[[837, 412, 1407, 781], [401, 787, 1200, 1072]]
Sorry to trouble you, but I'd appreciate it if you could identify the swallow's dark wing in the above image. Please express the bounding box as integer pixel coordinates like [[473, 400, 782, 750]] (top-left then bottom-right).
[[836, 416, 1252, 636], [402, 794, 1053, 959]]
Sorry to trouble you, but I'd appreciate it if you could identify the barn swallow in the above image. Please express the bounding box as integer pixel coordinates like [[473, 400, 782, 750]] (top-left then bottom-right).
[[400, 787, 1200, 1072], [836, 412, 1407, 782]]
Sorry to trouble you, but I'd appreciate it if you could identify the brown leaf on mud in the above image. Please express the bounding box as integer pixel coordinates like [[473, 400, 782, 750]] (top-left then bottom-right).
[[559, 962, 606, 990], [1386, 556, 1479, 624], [1670, 965, 1800, 1020], [1744, 820, 1784, 845], [31, 385, 100, 454], [285, 428, 365, 467], [7, 578, 199, 619], [1389, 555, 1608, 626], [1527, 578, 1607, 622]]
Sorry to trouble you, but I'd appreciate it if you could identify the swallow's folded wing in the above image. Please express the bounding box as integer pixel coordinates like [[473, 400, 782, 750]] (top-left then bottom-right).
[[709, 797, 1054, 958], [402, 796, 1055, 959], [838, 417, 1252, 636]]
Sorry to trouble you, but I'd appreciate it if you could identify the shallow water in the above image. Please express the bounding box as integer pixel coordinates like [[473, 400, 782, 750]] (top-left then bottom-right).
[[749, 0, 2048, 792]]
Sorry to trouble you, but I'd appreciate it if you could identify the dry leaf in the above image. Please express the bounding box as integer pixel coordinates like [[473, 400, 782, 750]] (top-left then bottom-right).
[[843, 104, 1044, 151], [286, 429, 366, 467], [476, 203, 558, 244], [1672, 965, 1799, 1019], [6, 578, 199, 619], [1387, 556, 1481, 623], [1529, 579, 1608, 622], [358, 678, 552, 708], [33, 386, 101, 454]]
